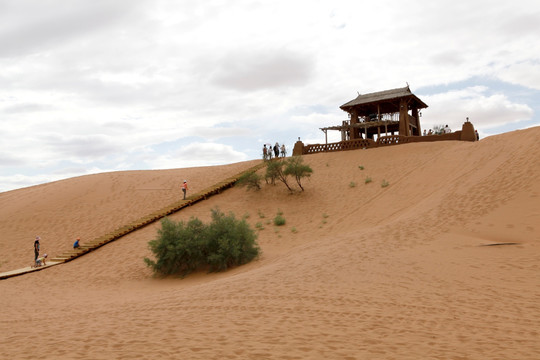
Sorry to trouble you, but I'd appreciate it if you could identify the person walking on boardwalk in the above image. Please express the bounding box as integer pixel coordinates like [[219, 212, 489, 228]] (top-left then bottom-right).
[[182, 180, 188, 200], [73, 237, 81, 249], [34, 236, 40, 263]]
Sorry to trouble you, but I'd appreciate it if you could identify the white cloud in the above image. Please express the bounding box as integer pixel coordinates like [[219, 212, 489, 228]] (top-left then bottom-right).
[[421, 87, 533, 131], [497, 61, 540, 91], [211, 50, 314, 91], [149, 142, 248, 170], [1, 0, 540, 191]]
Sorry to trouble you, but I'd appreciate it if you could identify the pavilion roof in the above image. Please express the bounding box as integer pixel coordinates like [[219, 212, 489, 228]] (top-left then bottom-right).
[[340, 86, 428, 114]]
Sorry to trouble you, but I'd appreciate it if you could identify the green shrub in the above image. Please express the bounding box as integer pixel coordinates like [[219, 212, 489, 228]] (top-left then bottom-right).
[[144, 209, 260, 277], [291, 227, 297, 233], [236, 171, 262, 191], [365, 176, 372, 184], [255, 222, 264, 230], [273, 214, 286, 226], [358, 165, 364, 170], [349, 181, 356, 188], [381, 179, 389, 188]]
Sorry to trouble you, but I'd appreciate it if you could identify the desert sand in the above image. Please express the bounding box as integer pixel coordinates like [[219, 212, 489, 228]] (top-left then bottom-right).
[[1, 127, 539, 359]]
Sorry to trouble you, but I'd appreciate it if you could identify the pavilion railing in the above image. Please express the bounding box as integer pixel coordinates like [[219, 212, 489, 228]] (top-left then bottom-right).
[[303, 138, 376, 154], [296, 131, 464, 156]]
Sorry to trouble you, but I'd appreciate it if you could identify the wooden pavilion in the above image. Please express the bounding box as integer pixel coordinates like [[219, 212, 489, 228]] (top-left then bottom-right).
[[321, 86, 428, 141]]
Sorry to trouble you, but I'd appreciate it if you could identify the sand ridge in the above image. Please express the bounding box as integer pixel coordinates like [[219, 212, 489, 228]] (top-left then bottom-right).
[[1, 127, 539, 359]]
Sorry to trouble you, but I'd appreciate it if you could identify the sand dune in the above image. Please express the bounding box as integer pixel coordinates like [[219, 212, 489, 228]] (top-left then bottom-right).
[[1, 127, 539, 359]]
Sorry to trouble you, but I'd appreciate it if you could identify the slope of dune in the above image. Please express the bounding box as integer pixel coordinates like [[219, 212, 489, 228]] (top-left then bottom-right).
[[1, 127, 539, 359]]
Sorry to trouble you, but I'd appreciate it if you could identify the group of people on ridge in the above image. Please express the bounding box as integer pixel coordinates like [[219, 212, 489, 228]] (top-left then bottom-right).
[[263, 142, 286, 160]]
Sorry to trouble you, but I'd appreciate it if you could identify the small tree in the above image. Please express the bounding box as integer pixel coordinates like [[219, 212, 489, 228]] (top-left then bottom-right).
[[265, 160, 293, 192], [283, 156, 313, 191], [433, 124, 445, 135], [236, 171, 262, 191]]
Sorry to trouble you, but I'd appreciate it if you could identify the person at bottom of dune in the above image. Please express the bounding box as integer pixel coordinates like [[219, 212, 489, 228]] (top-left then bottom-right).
[[34, 254, 47, 267]]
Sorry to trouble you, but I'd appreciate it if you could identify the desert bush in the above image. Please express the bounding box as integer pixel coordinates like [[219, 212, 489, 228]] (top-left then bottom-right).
[[236, 171, 262, 191], [273, 214, 286, 226], [365, 176, 372, 184], [358, 165, 364, 170], [145, 209, 260, 277], [381, 179, 389, 188], [204, 209, 260, 272], [349, 181, 356, 188], [144, 217, 205, 277]]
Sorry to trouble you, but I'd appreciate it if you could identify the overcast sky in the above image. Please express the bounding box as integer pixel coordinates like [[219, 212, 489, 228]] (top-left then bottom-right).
[[1, 0, 539, 192]]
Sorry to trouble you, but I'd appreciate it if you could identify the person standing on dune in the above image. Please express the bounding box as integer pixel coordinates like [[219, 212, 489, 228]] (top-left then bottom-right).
[[34, 236, 40, 263], [182, 180, 188, 200]]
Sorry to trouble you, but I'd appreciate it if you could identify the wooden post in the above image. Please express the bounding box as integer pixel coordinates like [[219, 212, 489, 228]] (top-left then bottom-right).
[[350, 110, 360, 139], [399, 98, 410, 136]]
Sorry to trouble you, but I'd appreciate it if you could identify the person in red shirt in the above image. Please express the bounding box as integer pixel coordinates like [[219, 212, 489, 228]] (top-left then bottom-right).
[[182, 180, 188, 200]]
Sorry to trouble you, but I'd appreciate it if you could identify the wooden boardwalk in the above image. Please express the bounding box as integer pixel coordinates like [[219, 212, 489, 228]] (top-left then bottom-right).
[[0, 161, 265, 280]]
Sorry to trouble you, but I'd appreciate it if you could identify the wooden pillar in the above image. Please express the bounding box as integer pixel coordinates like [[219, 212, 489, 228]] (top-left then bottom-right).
[[399, 98, 410, 136], [350, 109, 360, 139]]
